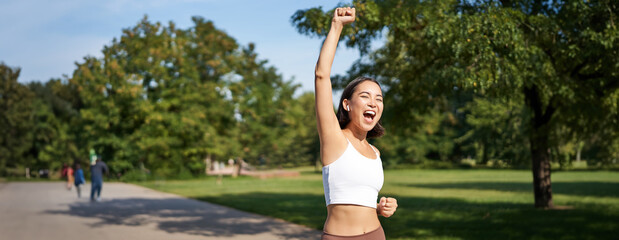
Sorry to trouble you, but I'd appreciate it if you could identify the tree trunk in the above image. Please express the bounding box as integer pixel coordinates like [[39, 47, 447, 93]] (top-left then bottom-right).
[[236, 158, 243, 176], [481, 142, 488, 165], [529, 126, 553, 208], [525, 85, 555, 208], [576, 141, 583, 162], [205, 153, 212, 174]]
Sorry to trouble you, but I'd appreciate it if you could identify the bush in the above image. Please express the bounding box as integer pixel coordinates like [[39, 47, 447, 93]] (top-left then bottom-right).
[[486, 159, 510, 168], [119, 169, 150, 182], [459, 158, 476, 168], [388, 161, 458, 170]]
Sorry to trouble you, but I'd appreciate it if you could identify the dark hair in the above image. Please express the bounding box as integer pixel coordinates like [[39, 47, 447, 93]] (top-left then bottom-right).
[[336, 76, 385, 138]]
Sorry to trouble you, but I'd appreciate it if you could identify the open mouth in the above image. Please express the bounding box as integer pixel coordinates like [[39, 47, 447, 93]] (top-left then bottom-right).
[[363, 110, 376, 122]]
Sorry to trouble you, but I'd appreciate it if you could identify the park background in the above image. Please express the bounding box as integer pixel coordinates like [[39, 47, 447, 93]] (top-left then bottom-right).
[[1, 0, 617, 239]]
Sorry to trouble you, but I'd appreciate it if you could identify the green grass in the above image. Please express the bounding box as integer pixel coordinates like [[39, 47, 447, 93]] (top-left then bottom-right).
[[137, 168, 619, 239]]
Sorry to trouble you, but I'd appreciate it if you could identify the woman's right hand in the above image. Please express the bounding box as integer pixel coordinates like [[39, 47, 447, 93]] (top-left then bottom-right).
[[377, 197, 398, 218], [333, 7, 355, 25]]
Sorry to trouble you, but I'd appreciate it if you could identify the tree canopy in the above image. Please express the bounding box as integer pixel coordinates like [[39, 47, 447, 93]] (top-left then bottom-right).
[[0, 16, 319, 179], [292, 0, 618, 207]]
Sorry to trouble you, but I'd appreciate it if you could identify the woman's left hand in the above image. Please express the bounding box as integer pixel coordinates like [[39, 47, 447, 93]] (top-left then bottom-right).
[[377, 197, 398, 217]]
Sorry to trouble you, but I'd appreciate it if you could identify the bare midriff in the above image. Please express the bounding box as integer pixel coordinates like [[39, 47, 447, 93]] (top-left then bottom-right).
[[323, 204, 381, 236]]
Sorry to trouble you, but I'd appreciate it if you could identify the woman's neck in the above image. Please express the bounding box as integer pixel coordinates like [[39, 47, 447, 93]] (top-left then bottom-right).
[[343, 127, 367, 143]]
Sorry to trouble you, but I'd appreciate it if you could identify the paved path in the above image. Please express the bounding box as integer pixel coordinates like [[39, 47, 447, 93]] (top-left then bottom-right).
[[0, 182, 321, 240]]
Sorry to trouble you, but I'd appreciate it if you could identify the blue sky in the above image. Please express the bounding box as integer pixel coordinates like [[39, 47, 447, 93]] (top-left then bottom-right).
[[0, 0, 363, 94]]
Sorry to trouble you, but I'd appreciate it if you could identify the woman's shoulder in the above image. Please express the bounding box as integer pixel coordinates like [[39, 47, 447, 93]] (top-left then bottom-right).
[[369, 144, 381, 156], [321, 132, 350, 166]]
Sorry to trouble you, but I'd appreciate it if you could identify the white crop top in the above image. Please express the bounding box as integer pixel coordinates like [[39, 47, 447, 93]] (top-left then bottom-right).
[[322, 139, 384, 208]]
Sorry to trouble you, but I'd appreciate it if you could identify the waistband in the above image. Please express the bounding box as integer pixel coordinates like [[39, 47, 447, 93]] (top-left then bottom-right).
[[321, 226, 385, 240]]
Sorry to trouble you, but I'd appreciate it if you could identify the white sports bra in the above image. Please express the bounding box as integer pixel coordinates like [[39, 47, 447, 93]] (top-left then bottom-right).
[[322, 139, 384, 208]]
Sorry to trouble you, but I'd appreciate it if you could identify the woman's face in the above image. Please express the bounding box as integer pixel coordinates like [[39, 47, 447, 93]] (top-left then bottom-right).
[[344, 81, 383, 132]]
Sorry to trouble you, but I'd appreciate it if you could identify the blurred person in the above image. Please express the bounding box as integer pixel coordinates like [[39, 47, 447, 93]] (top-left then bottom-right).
[[61, 163, 68, 180], [90, 157, 108, 202], [314, 7, 398, 240], [66, 164, 74, 190], [89, 148, 97, 166], [74, 163, 86, 198]]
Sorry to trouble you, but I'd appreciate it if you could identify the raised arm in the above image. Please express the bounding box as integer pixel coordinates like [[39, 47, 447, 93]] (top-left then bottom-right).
[[315, 7, 355, 166]]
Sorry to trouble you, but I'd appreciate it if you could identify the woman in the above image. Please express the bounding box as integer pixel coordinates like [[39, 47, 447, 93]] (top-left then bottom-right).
[[74, 162, 86, 198], [66, 163, 74, 190], [316, 7, 398, 240]]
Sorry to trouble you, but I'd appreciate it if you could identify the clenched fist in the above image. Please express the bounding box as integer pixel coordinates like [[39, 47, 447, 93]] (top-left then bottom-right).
[[377, 197, 398, 218], [332, 7, 355, 25]]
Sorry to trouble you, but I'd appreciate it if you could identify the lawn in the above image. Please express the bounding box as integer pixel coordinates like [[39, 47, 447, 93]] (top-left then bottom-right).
[[138, 168, 619, 239]]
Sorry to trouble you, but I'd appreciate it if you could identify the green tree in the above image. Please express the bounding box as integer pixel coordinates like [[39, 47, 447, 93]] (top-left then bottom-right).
[[0, 63, 34, 176], [71, 16, 317, 177], [293, 0, 618, 208], [458, 97, 530, 166], [229, 44, 313, 166], [27, 81, 80, 174], [71, 16, 242, 176], [286, 92, 321, 167]]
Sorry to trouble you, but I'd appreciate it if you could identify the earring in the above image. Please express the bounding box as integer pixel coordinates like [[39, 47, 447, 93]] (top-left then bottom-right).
[[347, 106, 350, 111]]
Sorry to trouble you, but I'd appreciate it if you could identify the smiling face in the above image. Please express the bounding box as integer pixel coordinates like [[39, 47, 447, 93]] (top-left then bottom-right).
[[343, 80, 384, 132]]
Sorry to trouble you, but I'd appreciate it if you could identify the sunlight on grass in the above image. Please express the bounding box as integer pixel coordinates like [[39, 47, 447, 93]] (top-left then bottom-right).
[[138, 169, 619, 239]]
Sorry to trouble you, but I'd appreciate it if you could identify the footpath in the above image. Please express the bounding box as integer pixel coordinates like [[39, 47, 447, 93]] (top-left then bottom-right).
[[0, 182, 321, 240]]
